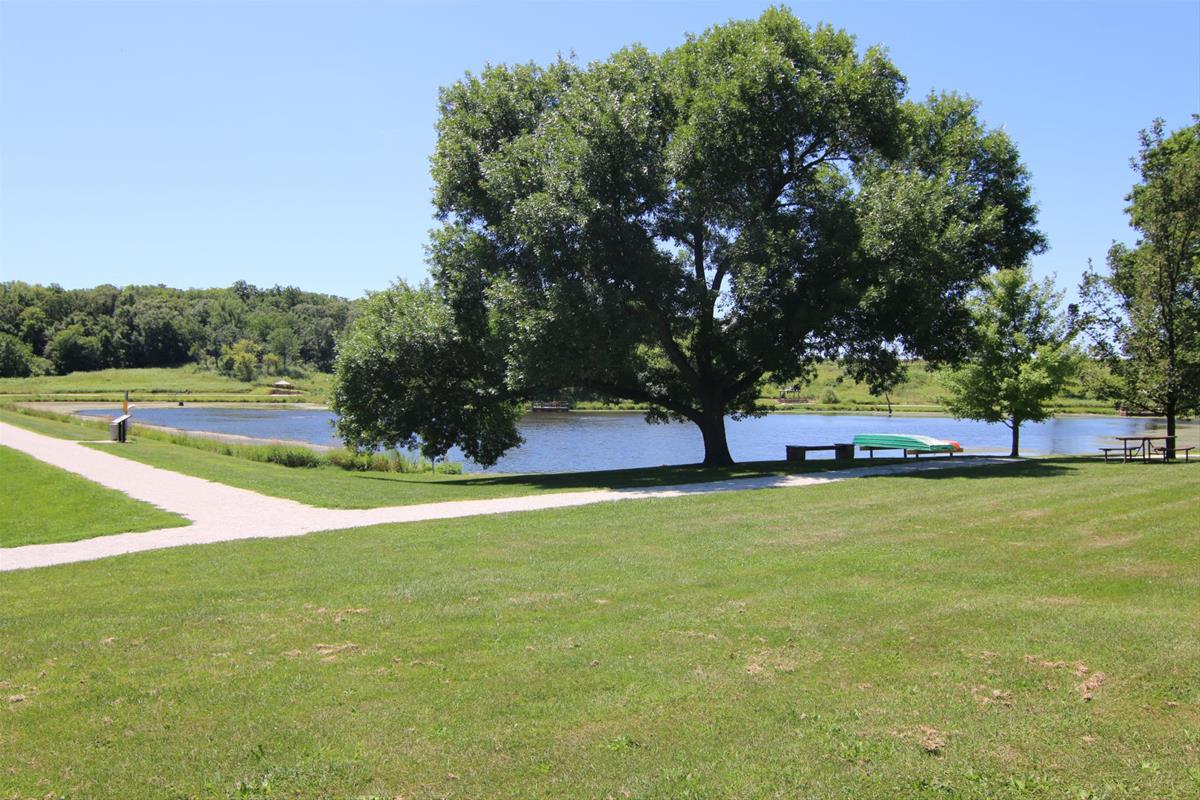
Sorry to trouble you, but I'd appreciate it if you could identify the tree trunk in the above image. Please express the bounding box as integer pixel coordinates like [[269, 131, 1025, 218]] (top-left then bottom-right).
[[1010, 417, 1021, 458], [697, 408, 734, 467], [1165, 398, 1176, 460]]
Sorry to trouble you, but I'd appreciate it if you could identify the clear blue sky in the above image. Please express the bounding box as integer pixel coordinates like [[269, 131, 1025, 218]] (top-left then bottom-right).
[[2, 1, 1197, 301]]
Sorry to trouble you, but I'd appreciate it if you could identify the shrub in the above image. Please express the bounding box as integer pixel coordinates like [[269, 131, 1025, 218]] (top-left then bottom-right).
[[0, 333, 35, 377]]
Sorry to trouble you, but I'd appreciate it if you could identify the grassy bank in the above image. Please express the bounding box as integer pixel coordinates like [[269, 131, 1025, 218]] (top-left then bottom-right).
[[0, 406, 460, 475], [0, 365, 332, 404], [0, 405, 884, 508], [1, 458, 1196, 797], [0, 446, 188, 547]]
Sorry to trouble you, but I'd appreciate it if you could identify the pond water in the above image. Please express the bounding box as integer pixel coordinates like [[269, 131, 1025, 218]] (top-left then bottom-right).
[[78, 405, 1187, 474]]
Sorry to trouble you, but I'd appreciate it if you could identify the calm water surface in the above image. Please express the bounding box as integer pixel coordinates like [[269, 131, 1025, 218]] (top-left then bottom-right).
[[78, 405, 1188, 473]]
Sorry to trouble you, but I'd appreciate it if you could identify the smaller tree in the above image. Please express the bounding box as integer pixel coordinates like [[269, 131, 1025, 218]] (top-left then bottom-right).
[[332, 284, 522, 465], [45, 323, 106, 374], [1080, 118, 1199, 457], [218, 339, 262, 382], [945, 267, 1078, 457], [267, 325, 301, 371], [0, 332, 35, 377]]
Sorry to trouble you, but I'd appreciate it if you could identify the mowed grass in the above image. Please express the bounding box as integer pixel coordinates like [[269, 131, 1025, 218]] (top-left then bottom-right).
[[0, 406, 105, 440], [0, 446, 188, 547], [1, 459, 1196, 798], [0, 365, 332, 403], [0, 406, 898, 508]]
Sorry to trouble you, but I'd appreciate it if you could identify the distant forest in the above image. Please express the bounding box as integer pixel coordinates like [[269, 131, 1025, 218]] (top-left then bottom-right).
[[0, 281, 358, 378]]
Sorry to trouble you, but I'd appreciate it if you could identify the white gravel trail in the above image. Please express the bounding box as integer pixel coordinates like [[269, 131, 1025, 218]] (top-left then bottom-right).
[[0, 421, 1011, 571]]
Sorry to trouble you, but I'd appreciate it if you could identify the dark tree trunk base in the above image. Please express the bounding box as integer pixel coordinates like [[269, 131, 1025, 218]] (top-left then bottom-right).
[[698, 412, 734, 467]]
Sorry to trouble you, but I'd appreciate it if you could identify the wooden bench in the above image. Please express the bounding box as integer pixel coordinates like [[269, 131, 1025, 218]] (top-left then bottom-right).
[[786, 443, 855, 462], [1152, 444, 1194, 462], [1099, 446, 1134, 462]]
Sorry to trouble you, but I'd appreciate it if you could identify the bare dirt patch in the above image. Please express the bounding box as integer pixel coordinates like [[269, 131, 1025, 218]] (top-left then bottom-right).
[[917, 725, 945, 754], [744, 647, 798, 676], [1076, 671, 1106, 701], [1023, 655, 1106, 701], [314, 642, 360, 662]]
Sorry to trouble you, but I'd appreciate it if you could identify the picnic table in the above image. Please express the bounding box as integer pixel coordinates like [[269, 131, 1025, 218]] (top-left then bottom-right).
[[1106, 435, 1190, 463]]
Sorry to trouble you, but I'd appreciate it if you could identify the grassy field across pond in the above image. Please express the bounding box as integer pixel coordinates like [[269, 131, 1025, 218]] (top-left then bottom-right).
[[1, 457, 1196, 798], [0, 445, 188, 547], [0, 365, 332, 404]]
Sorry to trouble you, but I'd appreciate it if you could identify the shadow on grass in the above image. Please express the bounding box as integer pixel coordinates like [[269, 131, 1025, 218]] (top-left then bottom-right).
[[880, 454, 1200, 480], [341, 458, 904, 493], [882, 456, 1080, 481], [338, 456, 1079, 493]]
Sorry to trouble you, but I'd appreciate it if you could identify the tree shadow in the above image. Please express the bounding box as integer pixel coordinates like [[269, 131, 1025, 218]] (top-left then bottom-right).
[[338, 455, 1087, 493], [877, 456, 1084, 481], [340, 457, 905, 493]]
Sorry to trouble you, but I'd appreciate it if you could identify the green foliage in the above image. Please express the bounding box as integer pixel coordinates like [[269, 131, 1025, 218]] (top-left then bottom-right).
[[219, 338, 263, 382], [338, 8, 1044, 467], [44, 322, 109, 374], [324, 447, 464, 474], [945, 267, 1078, 456], [1080, 118, 1199, 452], [0, 332, 36, 377], [0, 281, 356, 375], [332, 284, 523, 466]]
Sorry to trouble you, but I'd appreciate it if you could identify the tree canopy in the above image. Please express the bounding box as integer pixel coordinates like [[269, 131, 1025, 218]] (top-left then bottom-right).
[[1080, 117, 1199, 455], [333, 8, 1045, 466], [944, 267, 1078, 457]]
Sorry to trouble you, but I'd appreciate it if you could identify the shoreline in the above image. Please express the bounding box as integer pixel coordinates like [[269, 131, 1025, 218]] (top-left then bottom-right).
[[16, 398, 1150, 422]]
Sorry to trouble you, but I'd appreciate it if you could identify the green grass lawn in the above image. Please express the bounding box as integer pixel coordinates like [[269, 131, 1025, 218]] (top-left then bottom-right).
[[0, 458, 1195, 798], [0, 405, 106, 440], [0, 446, 188, 547], [0, 405, 903, 509]]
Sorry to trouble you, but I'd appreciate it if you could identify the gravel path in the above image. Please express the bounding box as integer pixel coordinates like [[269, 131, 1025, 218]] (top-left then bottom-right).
[[0, 421, 1011, 571]]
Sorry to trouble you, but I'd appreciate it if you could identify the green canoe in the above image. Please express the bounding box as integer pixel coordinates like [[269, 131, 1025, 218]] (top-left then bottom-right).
[[852, 434, 962, 453]]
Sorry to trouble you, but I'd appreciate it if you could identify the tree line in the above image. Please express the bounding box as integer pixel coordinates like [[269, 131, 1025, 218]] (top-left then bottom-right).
[[0, 280, 358, 379]]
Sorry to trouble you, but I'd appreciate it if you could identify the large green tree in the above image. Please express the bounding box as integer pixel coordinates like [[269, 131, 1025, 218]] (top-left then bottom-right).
[[1081, 118, 1200, 457], [334, 8, 1045, 466], [945, 267, 1078, 457]]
